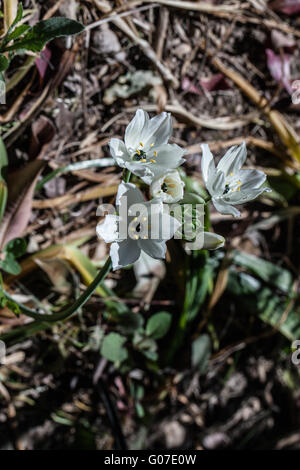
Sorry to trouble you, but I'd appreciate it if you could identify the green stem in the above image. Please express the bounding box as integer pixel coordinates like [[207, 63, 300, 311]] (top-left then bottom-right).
[[3, 257, 112, 323], [123, 169, 131, 183]]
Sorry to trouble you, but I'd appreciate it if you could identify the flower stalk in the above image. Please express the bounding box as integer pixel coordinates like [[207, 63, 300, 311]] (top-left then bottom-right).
[[2, 257, 112, 323], [1, 170, 136, 323]]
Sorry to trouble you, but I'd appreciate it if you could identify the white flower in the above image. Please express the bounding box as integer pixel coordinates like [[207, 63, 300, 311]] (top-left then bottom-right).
[[150, 170, 185, 203], [109, 109, 185, 184], [201, 142, 271, 217], [97, 182, 181, 270]]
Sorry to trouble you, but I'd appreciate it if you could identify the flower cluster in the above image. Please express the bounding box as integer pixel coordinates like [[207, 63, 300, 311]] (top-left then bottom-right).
[[97, 110, 270, 270]]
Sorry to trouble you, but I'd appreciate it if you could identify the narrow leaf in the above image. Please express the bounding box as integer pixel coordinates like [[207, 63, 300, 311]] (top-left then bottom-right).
[[233, 251, 292, 293], [192, 334, 211, 373]]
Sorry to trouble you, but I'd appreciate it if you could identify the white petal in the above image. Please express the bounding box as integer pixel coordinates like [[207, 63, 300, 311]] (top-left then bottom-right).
[[150, 173, 166, 198], [116, 182, 145, 208], [224, 187, 271, 204], [125, 109, 149, 150], [138, 239, 167, 259], [213, 198, 241, 217], [141, 112, 172, 149], [110, 239, 141, 270], [201, 144, 215, 184], [217, 141, 247, 176], [207, 169, 225, 197], [124, 161, 155, 181], [96, 214, 118, 243], [143, 201, 181, 240], [236, 169, 266, 190], [203, 232, 225, 250], [147, 143, 185, 181], [109, 138, 130, 168]]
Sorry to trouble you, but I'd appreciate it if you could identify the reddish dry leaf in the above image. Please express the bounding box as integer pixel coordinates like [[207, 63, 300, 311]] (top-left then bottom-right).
[[182, 74, 230, 95], [269, 0, 300, 14], [0, 117, 55, 249], [182, 77, 202, 95], [29, 115, 56, 159], [200, 74, 230, 92], [0, 160, 45, 249], [266, 48, 292, 94], [35, 46, 52, 86]]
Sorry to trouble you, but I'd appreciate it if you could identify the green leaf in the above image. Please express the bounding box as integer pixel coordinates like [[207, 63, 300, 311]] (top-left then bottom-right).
[[0, 3, 23, 49], [233, 250, 292, 294], [191, 334, 211, 373], [0, 138, 8, 182], [0, 55, 9, 72], [6, 24, 30, 41], [135, 402, 145, 418], [146, 312, 172, 339], [101, 332, 128, 364], [4, 237, 27, 258], [0, 182, 7, 224], [0, 285, 21, 314], [117, 311, 144, 333], [6, 2, 23, 36], [5, 18, 84, 53], [0, 253, 21, 275], [13, 3, 23, 26], [228, 270, 300, 341]]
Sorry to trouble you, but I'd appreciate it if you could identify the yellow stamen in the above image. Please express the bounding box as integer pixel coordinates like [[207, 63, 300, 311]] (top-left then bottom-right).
[[140, 159, 147, 163], [136, 149, 141, 156], [150, 159, 156, 163], [154, 151, 157, 157], [139, 142, 144, 147], [237, 187, 241, 191], [230, 172, 234, 177], [150, 143, 154, 147]]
